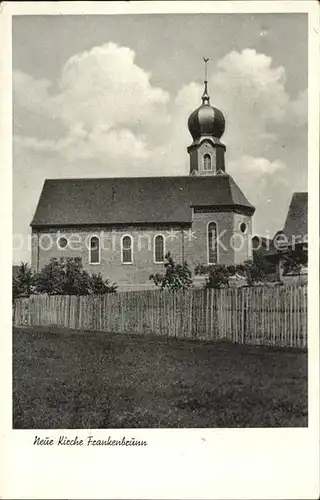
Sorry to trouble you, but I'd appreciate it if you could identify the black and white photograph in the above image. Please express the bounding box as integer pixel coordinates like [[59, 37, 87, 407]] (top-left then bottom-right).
[[11, 9, 310, 429], [1, 1, 319, 498]]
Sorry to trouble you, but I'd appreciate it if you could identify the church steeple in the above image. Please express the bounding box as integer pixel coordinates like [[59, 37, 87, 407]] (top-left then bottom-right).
[[187, 58, 226, 176]]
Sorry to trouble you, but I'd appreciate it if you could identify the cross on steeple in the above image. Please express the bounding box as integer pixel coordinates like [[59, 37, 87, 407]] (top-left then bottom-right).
[[202, 57, 210, 105], [203, 57, 209, 81]]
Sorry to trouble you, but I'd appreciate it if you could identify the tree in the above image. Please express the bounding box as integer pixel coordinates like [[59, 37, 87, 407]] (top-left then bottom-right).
[[33, 257, 117, 295], [33, 258, 70, 295], [149, 252, 193, 291], [12, 262, 33, 300], [89, 273, 117, 294], [62, 257, 91, 295]]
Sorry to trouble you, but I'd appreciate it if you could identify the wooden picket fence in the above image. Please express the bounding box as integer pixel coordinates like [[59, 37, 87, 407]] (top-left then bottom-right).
[[13, 284, 308, 348]]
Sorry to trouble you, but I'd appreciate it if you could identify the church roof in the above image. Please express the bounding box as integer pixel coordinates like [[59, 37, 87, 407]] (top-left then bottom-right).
[[282, 192, 308, 241], [30, 175, 255, 228]]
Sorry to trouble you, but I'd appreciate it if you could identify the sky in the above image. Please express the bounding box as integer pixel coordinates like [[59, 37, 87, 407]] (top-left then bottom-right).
[[13, 13, 308, 264]]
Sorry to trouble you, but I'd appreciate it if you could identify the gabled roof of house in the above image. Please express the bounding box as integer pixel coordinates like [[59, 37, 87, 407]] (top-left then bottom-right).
[[282, 192, 308, 241], [264, 192, 308, 259], [30, 175, 255, 228]]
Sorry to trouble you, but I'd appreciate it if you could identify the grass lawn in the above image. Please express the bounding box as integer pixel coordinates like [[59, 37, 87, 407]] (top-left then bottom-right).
[[13, 327, 307, 428]]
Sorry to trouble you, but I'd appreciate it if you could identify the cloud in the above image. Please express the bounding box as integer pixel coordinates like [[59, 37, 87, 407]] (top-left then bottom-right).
[[215, 49, 288, 123], [229, 155, 286, 176], [13, 42, 170, 164], [13, 46, 306, 168], [56, 42, 170, 131], [228, 155, 290, 236], [13, 70, 53, 112], [286, 88, 308, 127], [15, 126, 149, 163], [63, 126, 150, 162]]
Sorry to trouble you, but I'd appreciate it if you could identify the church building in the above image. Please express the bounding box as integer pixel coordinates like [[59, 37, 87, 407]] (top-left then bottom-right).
[[31, 77, 255, 290]]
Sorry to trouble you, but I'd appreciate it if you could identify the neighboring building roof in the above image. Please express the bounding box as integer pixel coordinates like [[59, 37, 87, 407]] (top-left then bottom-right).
[[30, 175, 255, 228], [282, 192, 308, 242], [264, 192, 308, 260]]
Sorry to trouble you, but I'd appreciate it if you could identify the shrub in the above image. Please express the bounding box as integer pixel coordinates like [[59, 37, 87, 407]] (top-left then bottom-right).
[[89, 273, 117, 294], [195, 263, 243, 289], [200, 264, 232, 289], [248, 252, 278, 284], [149, 252, 193, 291], [281, 247, 308, 276], [195, 255, 276, 289]]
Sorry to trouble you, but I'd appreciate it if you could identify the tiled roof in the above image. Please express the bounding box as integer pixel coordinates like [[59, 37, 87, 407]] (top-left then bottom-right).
[[31, 175, 255, 227]]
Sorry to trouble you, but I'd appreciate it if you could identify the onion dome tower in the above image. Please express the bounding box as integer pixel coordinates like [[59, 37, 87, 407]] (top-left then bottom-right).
[[187, 59, 227, 176]]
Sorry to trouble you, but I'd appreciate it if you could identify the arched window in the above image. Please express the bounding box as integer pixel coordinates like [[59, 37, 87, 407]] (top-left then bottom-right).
[[240, 222, 247, 234], [89, 236, 100, 264], [203, 153, 212, 171], [154, 234, 165, 263], [121, 235, 133, 264], [207, 222, 218, 264]]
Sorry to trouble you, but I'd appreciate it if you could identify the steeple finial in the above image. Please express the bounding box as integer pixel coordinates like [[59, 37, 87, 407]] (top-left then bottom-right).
[[202, 57, 210, 105]]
